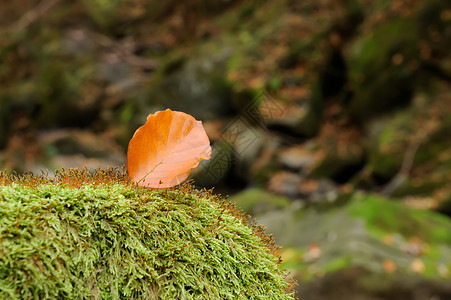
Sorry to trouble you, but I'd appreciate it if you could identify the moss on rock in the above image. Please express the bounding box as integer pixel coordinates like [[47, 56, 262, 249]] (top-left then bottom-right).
[[0, 168, 294, 299]]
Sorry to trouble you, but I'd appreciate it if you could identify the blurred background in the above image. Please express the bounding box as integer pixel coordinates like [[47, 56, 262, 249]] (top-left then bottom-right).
[[1, 0, 450, 298]]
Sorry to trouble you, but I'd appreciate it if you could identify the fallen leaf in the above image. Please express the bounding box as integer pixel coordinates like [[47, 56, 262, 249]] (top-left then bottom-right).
[[410, 258, 425, 273], [304, 243, 321, 262], [402, 236, 425, 256], [382, 259, 397, 273], [127, 109, 211, 188], [382, 234, 394, 246]]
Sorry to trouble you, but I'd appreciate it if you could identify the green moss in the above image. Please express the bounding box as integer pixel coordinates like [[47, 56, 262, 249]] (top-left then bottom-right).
[[0, 169, 294, 299]]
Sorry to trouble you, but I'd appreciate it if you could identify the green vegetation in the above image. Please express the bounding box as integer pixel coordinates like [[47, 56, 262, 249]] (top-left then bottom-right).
[[0, 169, 294, 299]]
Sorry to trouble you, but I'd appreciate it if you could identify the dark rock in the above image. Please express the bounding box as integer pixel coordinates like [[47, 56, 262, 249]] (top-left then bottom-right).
[[190, 141, 235, 188], [267, 171, 303, 198], [142, 53, 234, 122]]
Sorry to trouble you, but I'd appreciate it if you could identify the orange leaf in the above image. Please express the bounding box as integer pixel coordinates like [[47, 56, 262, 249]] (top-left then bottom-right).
[[127, 109, 211, 188], [382, 259, 397, 273], [410, 258, 425, 273]]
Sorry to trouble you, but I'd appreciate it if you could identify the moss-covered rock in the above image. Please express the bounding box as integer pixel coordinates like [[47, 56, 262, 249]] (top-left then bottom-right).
[[255, 193, 451, 282], [0, 169, 294, 299]]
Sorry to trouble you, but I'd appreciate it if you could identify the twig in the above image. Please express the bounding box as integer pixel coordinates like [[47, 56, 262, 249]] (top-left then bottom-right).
[[381, 140, 420, 196], [8, 0, 62, 32], [86, 30, 160, 70]]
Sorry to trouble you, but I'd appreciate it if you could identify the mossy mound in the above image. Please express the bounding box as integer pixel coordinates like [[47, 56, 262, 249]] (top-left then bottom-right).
[[0, 169, 294, 299]]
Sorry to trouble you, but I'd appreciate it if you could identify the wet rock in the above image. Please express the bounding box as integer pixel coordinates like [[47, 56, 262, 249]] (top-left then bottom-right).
[[278, 144, 315, 172], [267, 171, 303, 198], [299, 178, 339, 204]]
